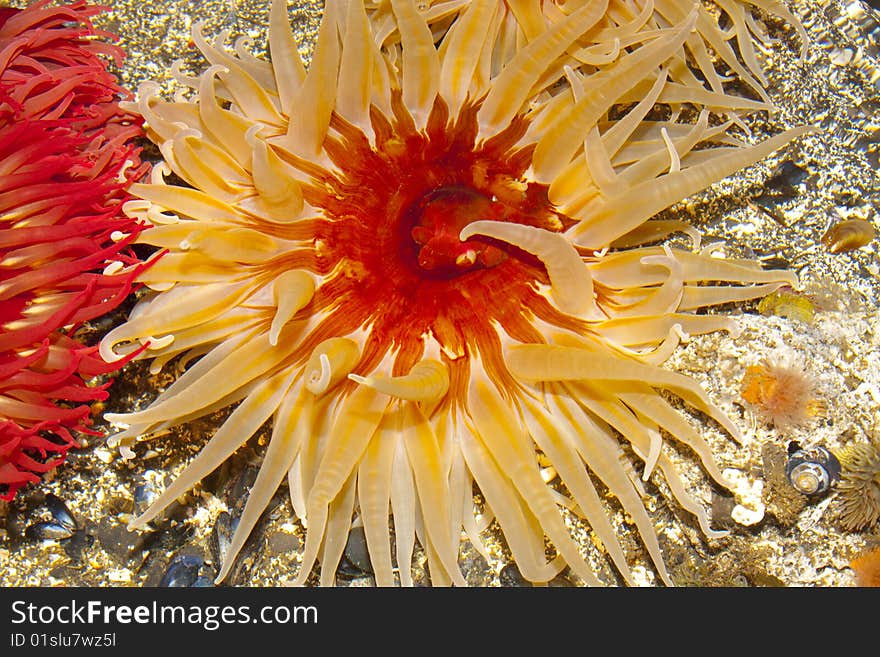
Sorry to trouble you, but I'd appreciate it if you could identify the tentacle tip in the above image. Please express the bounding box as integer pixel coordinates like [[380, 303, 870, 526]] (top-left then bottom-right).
[[722, 318, 742, 339], [98, 342, 125, 364], [205, 63, 231, 77], [245, 123, 266, 145], [671, 323, 690, 343], [106, 429, 134, 450], [214, 567, 231, 585], [305, 352, 332, 395], [706, 528, 730, 540], [458, 224, 479, 241], [126, 516, 147, 532], [146, 334, 175, 350]]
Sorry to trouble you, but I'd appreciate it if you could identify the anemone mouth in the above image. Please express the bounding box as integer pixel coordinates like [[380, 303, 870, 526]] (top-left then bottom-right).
[[406, 184, 513, 276], [274, 93, 588, 401], [104, 0, 809, 586], [304, 95, 562, 280]]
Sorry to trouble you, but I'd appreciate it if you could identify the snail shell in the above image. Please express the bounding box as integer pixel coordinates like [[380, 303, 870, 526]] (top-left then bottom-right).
[[785, 445, 841, 495], [820, 219, 875, 254]]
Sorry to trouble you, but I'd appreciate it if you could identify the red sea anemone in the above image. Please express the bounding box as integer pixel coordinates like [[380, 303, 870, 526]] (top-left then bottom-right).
[[104, 0, 808, 585], [0, 0, 147, 500]]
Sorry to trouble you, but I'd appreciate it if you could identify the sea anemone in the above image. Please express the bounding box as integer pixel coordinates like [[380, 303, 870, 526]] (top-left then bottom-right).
[[103, 0, 808, 585], [850, 546, 880, 587], [835, 437, 880, 532], [0, 0, 147, 500], [740, 359, 821, 429]]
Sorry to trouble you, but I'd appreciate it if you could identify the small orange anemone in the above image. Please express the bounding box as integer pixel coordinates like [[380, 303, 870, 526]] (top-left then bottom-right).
[[741, 360, 821, 429], [103, 0, 807, 585], [851, 547, 880, 587]]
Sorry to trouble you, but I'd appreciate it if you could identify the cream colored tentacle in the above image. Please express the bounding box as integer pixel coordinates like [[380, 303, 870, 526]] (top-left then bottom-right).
[[349, 359, 449, 402], [284, 0, 341, 157], [522, 397, 635, 585], [270, 271, 315, 346], [336, 0, 373, 129], [438, 0, 496, 115], [459, 428, 565, 583], [548, 388, 671, 585], [130, 182, 243, 224], [479, 0, 608, 135], [572, 126, 813, 248], [390, 430, 417, 586], [468, 377, 602, 585], [215, 381, 311, 582], [402, 402, 466, 586], [269, 0, 307, 115], [293, 385, 388, 585], [532, 10, 697, 183], [320, 470, 358, 586], [129, 368, 297, 529], [197, 65, 256, 168], [460, 221, 602, 319], [507, 343, 742, 442], [390, 0, 441, 127], [357, 413, 398, 586]]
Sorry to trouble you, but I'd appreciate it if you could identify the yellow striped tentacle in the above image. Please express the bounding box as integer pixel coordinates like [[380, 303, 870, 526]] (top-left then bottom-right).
[[349, 359, 449, 402]]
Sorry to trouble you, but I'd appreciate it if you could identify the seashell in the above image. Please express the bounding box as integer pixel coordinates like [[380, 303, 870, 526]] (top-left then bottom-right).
[[62, 529, 93, 564], [820, 218, 876, 254], [210, 511, 240, 565], [159, 554, 214, 587], [23, 494, 79, 541], [5, 505, 28, 539], [785, 443, 841, 495], [133, 483, 159, 516], [45, 493, 78, 532], [335, 525, 375, 583], [25, 521, 75, 541], [762, 161, 808, 200]]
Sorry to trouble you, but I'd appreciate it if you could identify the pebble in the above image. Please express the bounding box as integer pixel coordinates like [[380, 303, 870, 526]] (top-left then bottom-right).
[[499, 563, 528, 587], [342, 526, 372, 575]]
